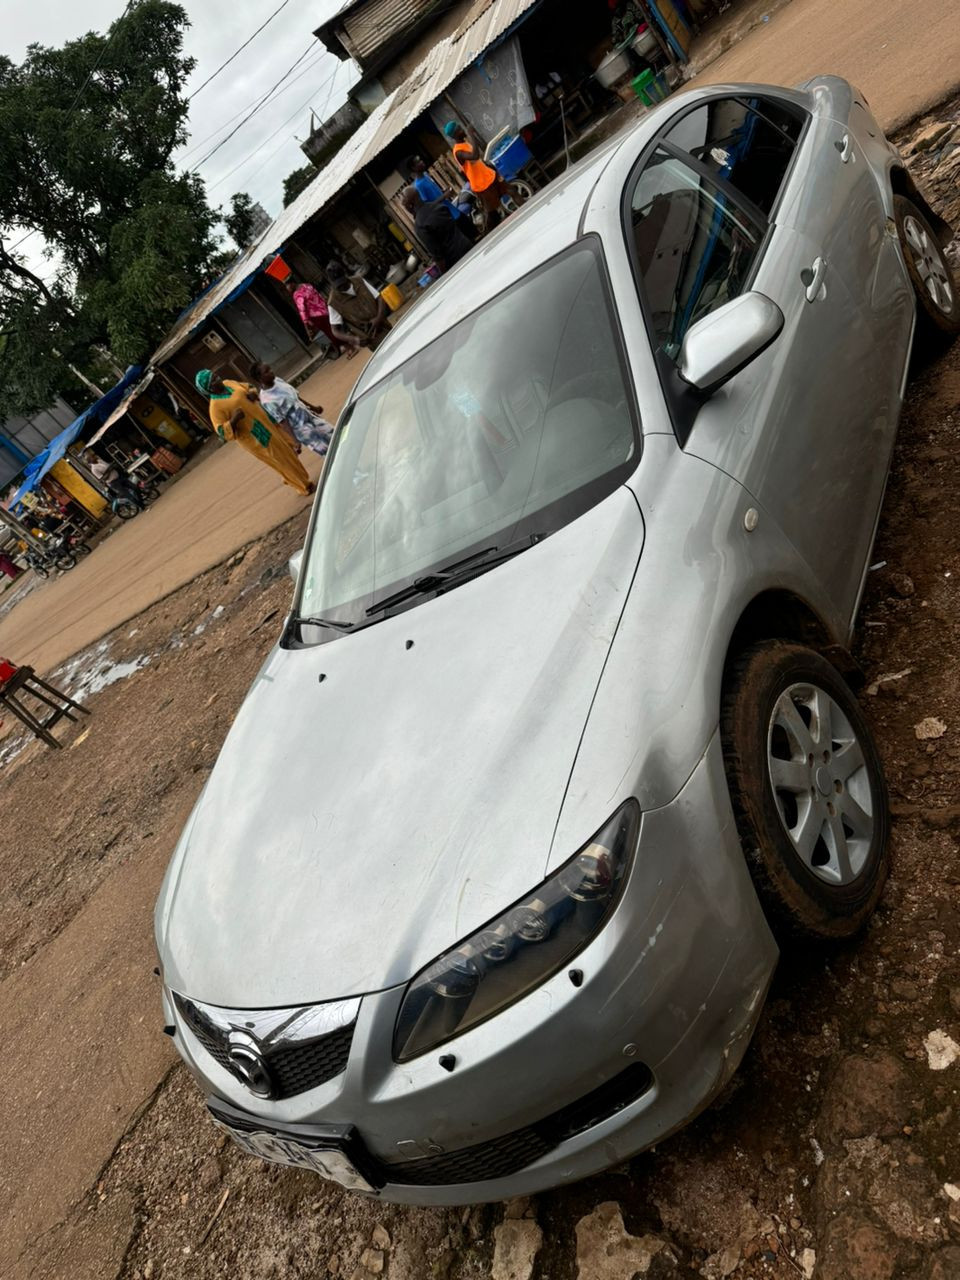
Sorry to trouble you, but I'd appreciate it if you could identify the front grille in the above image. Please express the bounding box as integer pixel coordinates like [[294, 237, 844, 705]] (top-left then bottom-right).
[[174, 994, 355, 1100], [385, 1062, 653, 1186]]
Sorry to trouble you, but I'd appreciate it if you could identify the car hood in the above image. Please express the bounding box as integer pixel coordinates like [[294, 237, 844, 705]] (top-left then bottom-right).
[[156, 487, 644, 1007]]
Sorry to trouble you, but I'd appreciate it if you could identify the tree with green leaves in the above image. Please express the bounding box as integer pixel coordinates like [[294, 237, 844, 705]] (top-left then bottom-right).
[[0, 0, 223, 417], [224, 192, 258, 249], [283, 163, 318, 208]]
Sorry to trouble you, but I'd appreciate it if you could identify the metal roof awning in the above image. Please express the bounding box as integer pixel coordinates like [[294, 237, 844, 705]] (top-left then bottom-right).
[[8, 366, 145, 507], [85, 372, 156, 446], [151, 0, 540, 368]]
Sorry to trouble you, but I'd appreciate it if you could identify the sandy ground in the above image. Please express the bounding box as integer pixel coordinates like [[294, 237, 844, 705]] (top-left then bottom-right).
[[3, 5, 960, 1279]]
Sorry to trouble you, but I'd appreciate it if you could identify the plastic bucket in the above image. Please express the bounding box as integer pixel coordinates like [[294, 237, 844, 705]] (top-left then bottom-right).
[[631, 70, 669, 105], [490, 134, 532, 181], [380, 283, 404, 311]]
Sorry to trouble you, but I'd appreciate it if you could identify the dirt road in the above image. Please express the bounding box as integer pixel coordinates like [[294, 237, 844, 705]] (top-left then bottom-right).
[[691, 0, 960, 133], [0, 352, 368, 679]]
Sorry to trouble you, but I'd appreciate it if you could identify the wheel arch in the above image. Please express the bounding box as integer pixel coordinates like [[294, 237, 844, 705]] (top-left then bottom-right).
[[722, 589, 863, 693], [889, 164, 953, 248]]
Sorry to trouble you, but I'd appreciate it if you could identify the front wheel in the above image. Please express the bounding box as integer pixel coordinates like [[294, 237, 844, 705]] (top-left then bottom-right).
[[140, 486, 160, 503], [722, 641, 889, 941], [114, 500, 139, 520], [55, 553, 76, 571], [894, 193, 960, 338], [74, 541, 92, 557], [33, 563, 48, 579]]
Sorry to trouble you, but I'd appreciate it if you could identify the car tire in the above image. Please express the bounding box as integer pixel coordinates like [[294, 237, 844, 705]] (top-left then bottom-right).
[[894, 194, 960, 338], [721, 641, 889, 941]]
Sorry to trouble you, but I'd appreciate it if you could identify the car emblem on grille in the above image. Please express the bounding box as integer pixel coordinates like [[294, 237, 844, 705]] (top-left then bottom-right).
[[225, 1029, 275, 1099]]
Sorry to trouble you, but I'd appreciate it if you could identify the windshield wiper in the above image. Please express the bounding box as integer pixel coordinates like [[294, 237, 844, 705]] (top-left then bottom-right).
[[291, 614, 355, 633], [365, 537, 542, 617]]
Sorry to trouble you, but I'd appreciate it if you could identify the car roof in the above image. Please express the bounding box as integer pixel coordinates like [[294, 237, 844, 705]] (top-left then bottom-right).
[[350, 81, 817, 399]]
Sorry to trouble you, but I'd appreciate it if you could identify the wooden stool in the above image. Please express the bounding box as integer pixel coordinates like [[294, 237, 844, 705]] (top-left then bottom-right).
[[0, 665, 90, 748]]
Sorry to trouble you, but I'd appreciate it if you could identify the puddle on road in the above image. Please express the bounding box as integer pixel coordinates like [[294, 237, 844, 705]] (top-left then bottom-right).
[[53, 642, 151, 702]]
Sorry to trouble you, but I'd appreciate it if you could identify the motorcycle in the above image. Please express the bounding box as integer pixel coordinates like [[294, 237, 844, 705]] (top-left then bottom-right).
[[109, 473, 160, 520]]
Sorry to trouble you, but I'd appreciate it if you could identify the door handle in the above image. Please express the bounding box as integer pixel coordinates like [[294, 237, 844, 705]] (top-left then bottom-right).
[[836, 132, 853, 163], [802, 257, 827, 302]]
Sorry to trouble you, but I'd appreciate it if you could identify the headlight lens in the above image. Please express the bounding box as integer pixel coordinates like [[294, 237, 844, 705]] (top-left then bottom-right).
[[393, 801, 639, 1061]]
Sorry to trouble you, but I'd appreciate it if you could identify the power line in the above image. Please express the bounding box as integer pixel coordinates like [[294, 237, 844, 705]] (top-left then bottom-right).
[[66, 0, 135, 113], [187, 0, 295, 101], [205, 62, 342, 194], [177, 46, 327, 164], [190, 42, 317, 170]]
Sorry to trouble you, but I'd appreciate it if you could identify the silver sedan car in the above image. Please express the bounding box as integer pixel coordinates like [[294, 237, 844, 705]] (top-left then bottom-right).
[[155, 77, 958, 1204]]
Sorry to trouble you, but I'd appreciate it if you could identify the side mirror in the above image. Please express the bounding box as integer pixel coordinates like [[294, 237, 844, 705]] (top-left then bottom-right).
[[677, 292, 784, 396], [288, 549, 304, 584]]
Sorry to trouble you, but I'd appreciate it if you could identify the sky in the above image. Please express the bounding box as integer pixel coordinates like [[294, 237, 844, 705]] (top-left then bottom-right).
[[4, 0, 356, 270]]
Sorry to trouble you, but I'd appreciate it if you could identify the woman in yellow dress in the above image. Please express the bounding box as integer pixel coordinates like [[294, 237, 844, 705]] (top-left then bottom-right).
[[194, 369, 314, 497]]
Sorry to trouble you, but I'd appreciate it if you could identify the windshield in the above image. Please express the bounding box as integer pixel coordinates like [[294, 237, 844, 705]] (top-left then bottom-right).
[[297, 241, 638, 629]]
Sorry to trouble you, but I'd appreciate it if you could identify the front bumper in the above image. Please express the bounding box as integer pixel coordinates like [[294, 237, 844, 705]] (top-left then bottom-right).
[[164, 730, 778, 1204]]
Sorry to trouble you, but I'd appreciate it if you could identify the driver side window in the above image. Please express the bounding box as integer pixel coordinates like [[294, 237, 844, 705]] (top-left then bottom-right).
[[628, 148, 764, 360]]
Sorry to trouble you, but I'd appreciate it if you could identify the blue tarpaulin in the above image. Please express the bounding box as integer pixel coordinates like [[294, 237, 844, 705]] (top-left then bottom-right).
[[9, 365, 143, 508]]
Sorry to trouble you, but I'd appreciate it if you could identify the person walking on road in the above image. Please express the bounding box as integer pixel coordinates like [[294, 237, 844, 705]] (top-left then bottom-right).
[[195, 369, 314, 497], [285, 278, 359, 357], [325, 261, 391, 351], [401, 186, 472, 273], [250, 362, 334, 457]]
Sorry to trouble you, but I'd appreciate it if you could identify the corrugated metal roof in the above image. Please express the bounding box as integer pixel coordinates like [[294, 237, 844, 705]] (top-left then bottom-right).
[[340, 0, 437, 64], [152, 0, 539, 367]]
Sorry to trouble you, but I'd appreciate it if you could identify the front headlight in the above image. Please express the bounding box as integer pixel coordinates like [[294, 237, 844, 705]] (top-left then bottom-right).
[[393, 801, 639, 1061]]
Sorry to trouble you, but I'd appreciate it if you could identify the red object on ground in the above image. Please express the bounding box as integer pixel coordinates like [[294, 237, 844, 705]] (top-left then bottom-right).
[[264, 254, 291, 282], [0, 659, 18, 684]]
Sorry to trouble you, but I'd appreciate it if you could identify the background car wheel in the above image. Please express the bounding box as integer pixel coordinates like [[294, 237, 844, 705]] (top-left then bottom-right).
[[894, 194, 960, 338], [721, 641, 889, 941]]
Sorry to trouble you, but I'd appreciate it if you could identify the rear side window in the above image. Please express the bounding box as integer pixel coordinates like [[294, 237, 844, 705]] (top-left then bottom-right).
[[664, 96, 805, 217], [628, 148, 763, 359]]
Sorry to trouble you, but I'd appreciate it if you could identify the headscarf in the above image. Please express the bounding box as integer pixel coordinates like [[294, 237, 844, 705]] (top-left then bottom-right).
[[195, 369, 231, 399], [443, 120, 460, 139]]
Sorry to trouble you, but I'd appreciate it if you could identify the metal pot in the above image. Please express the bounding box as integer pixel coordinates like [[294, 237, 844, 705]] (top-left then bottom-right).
[[385, 262, 408, 286], [594, 47, 633, 89], [405, 252, 419, 273]]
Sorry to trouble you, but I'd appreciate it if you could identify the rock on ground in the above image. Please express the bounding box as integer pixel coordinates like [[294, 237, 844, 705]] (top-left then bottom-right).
[[575, 1202, 673, 1278], [817, 1213, 897, 1280], [816, 1052, 910, 1141], [491, 1218, 543, 1280]]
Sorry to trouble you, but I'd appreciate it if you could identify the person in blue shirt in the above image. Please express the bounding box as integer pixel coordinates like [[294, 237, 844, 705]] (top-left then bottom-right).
[[407, 155, 479, 242]]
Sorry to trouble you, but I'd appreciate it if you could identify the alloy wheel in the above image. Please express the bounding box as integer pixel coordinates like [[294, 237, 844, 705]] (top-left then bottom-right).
[[903, 214, 954, 315], [767, 682, 874, 886]]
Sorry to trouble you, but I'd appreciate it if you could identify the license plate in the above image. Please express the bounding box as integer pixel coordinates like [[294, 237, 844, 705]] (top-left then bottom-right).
[[212, 1118, 375, 1192]]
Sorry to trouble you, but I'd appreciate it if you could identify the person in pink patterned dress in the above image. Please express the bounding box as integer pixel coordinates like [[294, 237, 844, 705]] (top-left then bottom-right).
[[285, 279, 358, 357]]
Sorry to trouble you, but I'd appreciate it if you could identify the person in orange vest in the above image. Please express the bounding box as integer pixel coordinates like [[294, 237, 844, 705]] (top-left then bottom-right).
[[443, 120, 518, 221]]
